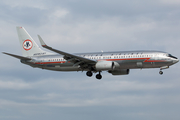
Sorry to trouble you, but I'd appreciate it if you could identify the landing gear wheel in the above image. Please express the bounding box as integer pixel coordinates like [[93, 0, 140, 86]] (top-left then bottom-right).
[[86, 71, 93, 77], [159, 71, 163, 75], [96, 74, 102, 80]]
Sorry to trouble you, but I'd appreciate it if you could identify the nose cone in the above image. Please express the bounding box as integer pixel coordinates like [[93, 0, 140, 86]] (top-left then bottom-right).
[[173, 58, 179, 64]]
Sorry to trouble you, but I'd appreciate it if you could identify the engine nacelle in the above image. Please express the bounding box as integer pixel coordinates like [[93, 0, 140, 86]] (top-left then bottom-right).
[[95, 61, 120, 71], [109, 69, 130, 75]]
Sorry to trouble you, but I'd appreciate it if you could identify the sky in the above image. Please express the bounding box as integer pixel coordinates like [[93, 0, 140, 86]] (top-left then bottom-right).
[[0, 0, 180, 120]]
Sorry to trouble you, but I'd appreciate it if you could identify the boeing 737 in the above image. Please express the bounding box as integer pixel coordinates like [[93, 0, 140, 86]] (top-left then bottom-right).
[[3, 27, 179, 79]]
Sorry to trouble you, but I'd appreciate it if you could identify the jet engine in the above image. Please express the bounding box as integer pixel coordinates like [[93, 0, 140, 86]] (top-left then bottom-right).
[[95, 61, 120, 71], [108, 69, 130, 75]]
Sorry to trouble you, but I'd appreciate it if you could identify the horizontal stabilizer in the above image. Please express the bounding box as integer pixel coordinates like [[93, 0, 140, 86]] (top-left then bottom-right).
[[2, 52, 31, 60]]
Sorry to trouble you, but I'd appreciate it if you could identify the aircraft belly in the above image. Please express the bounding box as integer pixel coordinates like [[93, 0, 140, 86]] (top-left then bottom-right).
[[153, 61, 171, 68], [117, 60, 143, 69], [116, 60, 158, 69], [31, 62, 80, 71], [43, 66, 80, 71]]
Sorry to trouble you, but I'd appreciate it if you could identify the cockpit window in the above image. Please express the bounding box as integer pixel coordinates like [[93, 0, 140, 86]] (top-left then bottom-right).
[[168, 54, 178, 59]]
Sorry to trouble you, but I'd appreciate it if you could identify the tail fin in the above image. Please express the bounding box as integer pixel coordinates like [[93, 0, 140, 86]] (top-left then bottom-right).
[[16, 26, 47, 57]]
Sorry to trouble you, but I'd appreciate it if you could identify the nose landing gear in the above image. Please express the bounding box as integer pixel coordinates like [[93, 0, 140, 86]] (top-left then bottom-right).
[[159, 71, 163, 75], [159, 66, 169, 75]]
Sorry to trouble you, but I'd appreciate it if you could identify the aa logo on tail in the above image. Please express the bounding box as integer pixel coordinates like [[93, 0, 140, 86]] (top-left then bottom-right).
[[23, 39, 33, 51]]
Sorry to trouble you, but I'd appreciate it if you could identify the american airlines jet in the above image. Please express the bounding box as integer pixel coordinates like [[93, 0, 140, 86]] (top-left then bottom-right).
[[3, 27, 179, 79]]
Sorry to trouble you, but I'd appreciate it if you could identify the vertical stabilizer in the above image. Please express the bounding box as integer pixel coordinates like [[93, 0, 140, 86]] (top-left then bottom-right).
[[16, 26, 46, 57]]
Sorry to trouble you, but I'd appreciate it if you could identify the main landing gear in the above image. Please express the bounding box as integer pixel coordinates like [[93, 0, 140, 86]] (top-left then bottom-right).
[[96, 72, 102, 80], [86, 71, 102, 80], [86, 71, 93, 77]]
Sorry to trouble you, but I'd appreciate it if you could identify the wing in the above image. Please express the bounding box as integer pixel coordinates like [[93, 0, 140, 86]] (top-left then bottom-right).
[[38, 35, 96, 65], [2, 52, 31, 60]]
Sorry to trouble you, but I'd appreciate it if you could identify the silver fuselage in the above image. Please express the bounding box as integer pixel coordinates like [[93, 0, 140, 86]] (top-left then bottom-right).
[[21, 50, 179, 72]]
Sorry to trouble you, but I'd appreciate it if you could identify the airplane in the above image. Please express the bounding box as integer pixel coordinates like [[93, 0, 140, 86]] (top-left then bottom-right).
[[3, 27, 179, 79]]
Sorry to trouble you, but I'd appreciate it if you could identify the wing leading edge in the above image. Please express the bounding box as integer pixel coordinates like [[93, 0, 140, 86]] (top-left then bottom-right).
[[38, 35, 96, 64]]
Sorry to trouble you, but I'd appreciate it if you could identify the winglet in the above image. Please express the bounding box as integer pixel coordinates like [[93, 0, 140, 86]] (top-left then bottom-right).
[[38, 35, 46, 47]]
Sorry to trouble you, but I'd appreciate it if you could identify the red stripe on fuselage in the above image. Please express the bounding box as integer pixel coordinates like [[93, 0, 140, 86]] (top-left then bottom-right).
[[34, 57, 165, 65]]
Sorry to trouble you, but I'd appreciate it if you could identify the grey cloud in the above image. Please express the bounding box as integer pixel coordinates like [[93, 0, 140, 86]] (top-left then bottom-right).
[[44, 0, 180, 20], [0, 3, 48, 26], [0, 0, 180, 120]]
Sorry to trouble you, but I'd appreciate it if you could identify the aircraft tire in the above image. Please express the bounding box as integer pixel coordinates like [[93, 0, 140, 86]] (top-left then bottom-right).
[[86, 71, 93, 77], [159, 71, 163, 75], [96, 74, 102, 80]]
